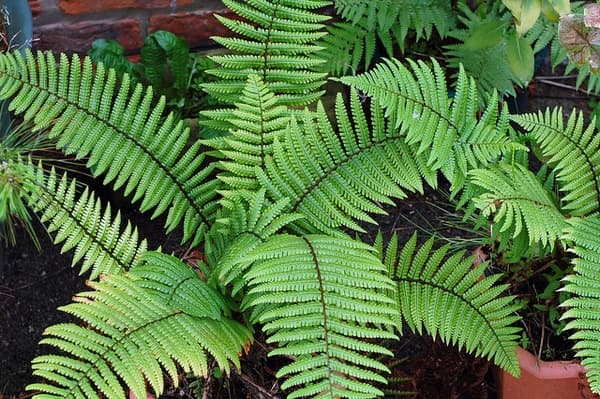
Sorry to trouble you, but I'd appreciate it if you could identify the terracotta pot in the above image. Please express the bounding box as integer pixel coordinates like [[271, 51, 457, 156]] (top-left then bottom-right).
[[493, 347, 600, 399]]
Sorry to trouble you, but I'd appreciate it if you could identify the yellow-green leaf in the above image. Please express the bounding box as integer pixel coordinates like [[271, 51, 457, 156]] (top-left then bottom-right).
[[503, 0, 542, 35]]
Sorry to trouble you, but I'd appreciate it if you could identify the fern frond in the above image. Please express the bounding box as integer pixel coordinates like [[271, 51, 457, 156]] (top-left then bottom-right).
[[27, 252, 252, 399], [21, 163, 148, 279], [209, 74, 289, 194], [212, 189, 304, 290], [512, 107, 600, 216], [334, 0, 455, 47], [562, 215, 600, 394], [469, 162, 567, 249], [341, 58, 520, 189], [0, 50, 220, 246], [386, 233, 521, 375], [243, 234, 397, 398], [257, 90, 435, 234], [316, 20, 375, 76], [202, 0, 329, 131]]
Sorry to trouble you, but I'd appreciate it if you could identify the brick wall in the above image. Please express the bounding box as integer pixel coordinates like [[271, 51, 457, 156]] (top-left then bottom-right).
[[29, 0, 231, 54]]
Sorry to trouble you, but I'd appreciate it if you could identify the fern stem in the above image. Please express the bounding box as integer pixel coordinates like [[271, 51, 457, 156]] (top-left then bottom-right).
[[302, 236, 335, 395]]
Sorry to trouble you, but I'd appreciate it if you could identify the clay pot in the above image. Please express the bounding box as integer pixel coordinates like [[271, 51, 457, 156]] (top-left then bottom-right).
[[493, 347, 600, 399]]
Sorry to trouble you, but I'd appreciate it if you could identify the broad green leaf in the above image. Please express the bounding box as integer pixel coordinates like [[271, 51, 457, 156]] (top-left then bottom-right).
[[464, 21, 510, 50], [503, 0, 542, 35], [559, 13, 600, 74], [546, 0, 570, 16], [541, 0, 559, 22], [506, 32, 534, 85]]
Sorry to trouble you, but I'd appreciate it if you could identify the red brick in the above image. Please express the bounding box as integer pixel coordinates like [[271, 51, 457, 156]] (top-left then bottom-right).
[[34, 19, 142, 54], [58, 0, 193, 15], [28, 0, 41, 17], [148, 9, 234, 48]]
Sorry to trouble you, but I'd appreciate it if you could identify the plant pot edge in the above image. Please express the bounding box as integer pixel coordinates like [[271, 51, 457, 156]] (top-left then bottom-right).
[[493, 346, 599, 399]]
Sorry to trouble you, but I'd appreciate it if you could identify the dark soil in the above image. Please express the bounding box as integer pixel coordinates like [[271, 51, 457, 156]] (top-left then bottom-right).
[[0, 57, 595, 398]]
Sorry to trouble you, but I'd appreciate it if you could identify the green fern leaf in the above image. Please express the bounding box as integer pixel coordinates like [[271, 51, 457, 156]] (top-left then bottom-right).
[[243, 234, 397, 398], [19, 163, 148, 279], [211, 189, 304, 290], [512, 107, 600, 216], [257, 90, 435, 234], [334, 0, 455, 47], [562, 215, 600, 394], [316, 20, 375, 76], [387, 233, 522, 376], [27, 252, 252, 399], [0, 50, 219, 246], [208, 74, 289, 194], [469, 162, 567, 249], [340, 58, 520, 190], [202, 0, 329, 131]]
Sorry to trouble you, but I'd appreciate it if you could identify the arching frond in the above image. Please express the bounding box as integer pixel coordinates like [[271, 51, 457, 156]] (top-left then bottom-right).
[[469, 162, 568, 250], [512, 107, 600, 216], [27, 252, 252, 399], [257, 90, 436, 234], [22, 163, 148, 279], [0, 50, 219, 246], [384, 233, 521, 376], [340, 58, 520, 190], [243, 234, 398, 399], [562, 215, 600, 393], [201, 0, 329, 130]]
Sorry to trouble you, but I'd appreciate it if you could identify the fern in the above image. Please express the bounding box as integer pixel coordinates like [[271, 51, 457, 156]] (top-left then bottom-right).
[[242, 234, 397, 398], [340, 58, 521, 190], [443, 4, 519, 101], [469, 162, 567, 250], [562, 215, 600, 393], [382, 233, 521, 375], [317, 20, 376, 76], [27, 251, 253, 399], [0, 50, 219, 246], [257, 90, 435, 234], [207, 74, 289, 195], [333, 0, 455, 48], [211, 189, 304, 291], [201, 0, 330, 131], [21, 163, 148, 279], [512, 107, 600, 216]]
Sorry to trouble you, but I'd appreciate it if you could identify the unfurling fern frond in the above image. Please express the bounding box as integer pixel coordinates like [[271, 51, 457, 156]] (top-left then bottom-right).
[[20, 163, 148, 280], [257, 90, 435, 234], [27, 252, 252, 399], [469, 162, 567, 250], [562, 215, 600, 393], [202, 0, 329, 131], [512, 107, 600, 216], [341, 58, 521, 189], [0, 50, 220, 246], [208, 74, 289, 195], [383, 233, 521, 376], [242, 234, 397, 399]]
